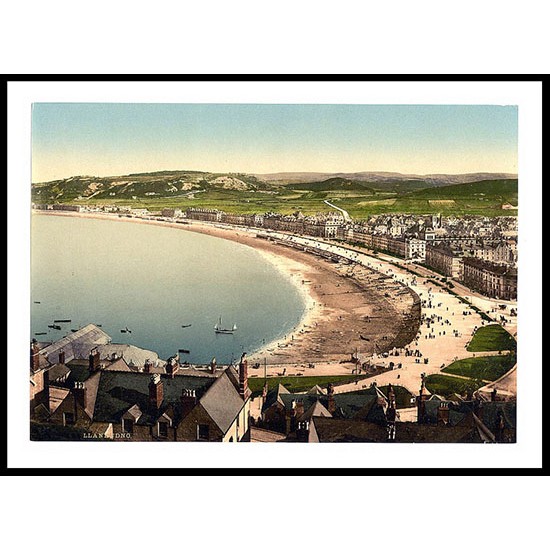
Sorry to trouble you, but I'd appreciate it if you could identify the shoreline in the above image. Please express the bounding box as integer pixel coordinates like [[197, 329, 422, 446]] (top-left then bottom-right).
[[32, 210, 517, 399], [34, 210, 420, 370]]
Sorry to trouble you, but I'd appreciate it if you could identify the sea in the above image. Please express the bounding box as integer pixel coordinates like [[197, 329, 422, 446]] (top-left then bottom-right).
[[31, 214, 306, 364]]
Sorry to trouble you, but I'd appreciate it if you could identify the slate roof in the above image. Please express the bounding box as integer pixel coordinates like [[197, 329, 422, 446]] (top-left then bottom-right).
[[423, 399, 466, 426], [91, 371, 216, 424], [311, 417, 388, 442], [224, 364, 241, 392], [65, 361, 93, 383], [312, 417, 485, 443], [47, 363, 71, 382], [104, 357, 133, 372], [277, 388, 387, 424], [39, 324, 111, 364], [393, 422, 485, 443], [299, 400, 332, 422], [423, 399, 517, 438], [199, 373, 247, 434], [479, 401, 516, 432], [262, 383, 290, 411]]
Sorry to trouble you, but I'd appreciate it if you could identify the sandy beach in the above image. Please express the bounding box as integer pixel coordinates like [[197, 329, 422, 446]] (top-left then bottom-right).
[[35, 211, 517, 399], [35, 211, 421, 373]]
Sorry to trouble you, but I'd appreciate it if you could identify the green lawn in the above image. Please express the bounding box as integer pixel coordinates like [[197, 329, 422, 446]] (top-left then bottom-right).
[[424, 374, 485, 398], [442, 353, 516, 382], [247, 374, 368, 396], [467, 324, 517, 352]]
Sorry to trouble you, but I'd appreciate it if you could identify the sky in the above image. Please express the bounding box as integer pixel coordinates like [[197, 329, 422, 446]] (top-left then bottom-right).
[[31, 103, 518, 182]]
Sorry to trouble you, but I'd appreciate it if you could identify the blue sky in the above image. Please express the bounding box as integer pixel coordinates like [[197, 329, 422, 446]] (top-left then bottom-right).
[[32, 103, 518, 182]]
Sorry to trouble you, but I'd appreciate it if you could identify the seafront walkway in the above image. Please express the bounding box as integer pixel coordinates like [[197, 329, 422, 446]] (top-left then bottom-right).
[[251, 231, 517, 397]]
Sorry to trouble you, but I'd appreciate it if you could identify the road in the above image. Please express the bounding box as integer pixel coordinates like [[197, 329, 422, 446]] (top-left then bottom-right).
[[324, 200, 351, 221]]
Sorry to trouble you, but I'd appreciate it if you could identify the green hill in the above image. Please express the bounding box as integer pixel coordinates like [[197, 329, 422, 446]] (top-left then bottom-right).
[[31, 170, 519, 219], [287, 177, 375, 193], [408, 179, 518, 203]]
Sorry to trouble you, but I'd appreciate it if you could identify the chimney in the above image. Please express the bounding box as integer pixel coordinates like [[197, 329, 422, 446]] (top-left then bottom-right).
[[89, 348, 100, 373], [210, 357, 217, 375], [388, 384, 396, 410], [180, 388, 197, 418], [144, 359, 152, 373], [59, 350, 65, 365], [437, 402, 450, 425], [417, 376, 428, 424], [149, 374, 163, 411], [285, 407, 292, 435], [73, 381, 87, 411], [327, 383, 336, 414], [296, 420, 310, 442], [295, 399, 305, 419], [386, 383, 397, 423], [166, 357, 179, 379], [30, 339, 40, 372], [238, 353, 249, 400]]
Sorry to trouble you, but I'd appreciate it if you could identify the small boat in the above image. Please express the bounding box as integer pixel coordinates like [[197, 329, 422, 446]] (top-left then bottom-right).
[[34, 332, 47, 336], [54, 319, 71, 323], [121, 326, 132, 333], [71, 329, 79, 333], [33, 301, 41, 304], [96, 324, 102, 327], [178, 349, 190, 354], [49, 324, 61, 330], [181, 324, 192, 328], [214, 317, 237, 334]]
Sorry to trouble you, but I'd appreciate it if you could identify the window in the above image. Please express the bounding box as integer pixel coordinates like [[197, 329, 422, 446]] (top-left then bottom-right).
[[123, 419, 134, 434], [198, 424, 210, 441], [63, 412, 75, 426], [158, 422, 168, 439]]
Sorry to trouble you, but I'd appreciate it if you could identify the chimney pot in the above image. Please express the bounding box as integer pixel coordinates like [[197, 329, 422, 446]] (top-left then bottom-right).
[[180, 387, 197, 418], [149, 374, 163, 410]]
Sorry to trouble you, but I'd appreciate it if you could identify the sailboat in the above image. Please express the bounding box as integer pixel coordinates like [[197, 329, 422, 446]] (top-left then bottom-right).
[[214, 316, 237, 334]]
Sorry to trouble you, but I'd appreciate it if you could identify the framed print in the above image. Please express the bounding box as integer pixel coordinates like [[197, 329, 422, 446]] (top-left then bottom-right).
[[6, 76, 544, 473]]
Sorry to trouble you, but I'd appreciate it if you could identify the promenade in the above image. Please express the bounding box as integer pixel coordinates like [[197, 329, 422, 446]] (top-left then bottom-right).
[[248, 232, 517, 398]]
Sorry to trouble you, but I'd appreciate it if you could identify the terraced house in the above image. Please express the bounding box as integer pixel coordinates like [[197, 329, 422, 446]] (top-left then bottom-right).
[[30, 326, 251, 442]]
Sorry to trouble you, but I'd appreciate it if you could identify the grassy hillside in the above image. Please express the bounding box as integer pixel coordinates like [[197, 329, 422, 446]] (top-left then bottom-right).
[[335, 179, 518, 217], [410, 179, 518, 202], [287, 177, 375, 193], [32, 171, 518, 219]]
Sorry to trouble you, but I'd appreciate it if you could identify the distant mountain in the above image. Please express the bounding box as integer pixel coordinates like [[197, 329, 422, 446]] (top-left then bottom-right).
[[287, 177, 375, 193], [255, 171, 518, 186]]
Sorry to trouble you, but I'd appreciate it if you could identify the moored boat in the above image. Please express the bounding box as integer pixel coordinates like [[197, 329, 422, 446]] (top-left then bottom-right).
[[214, 316, 237, 334]]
